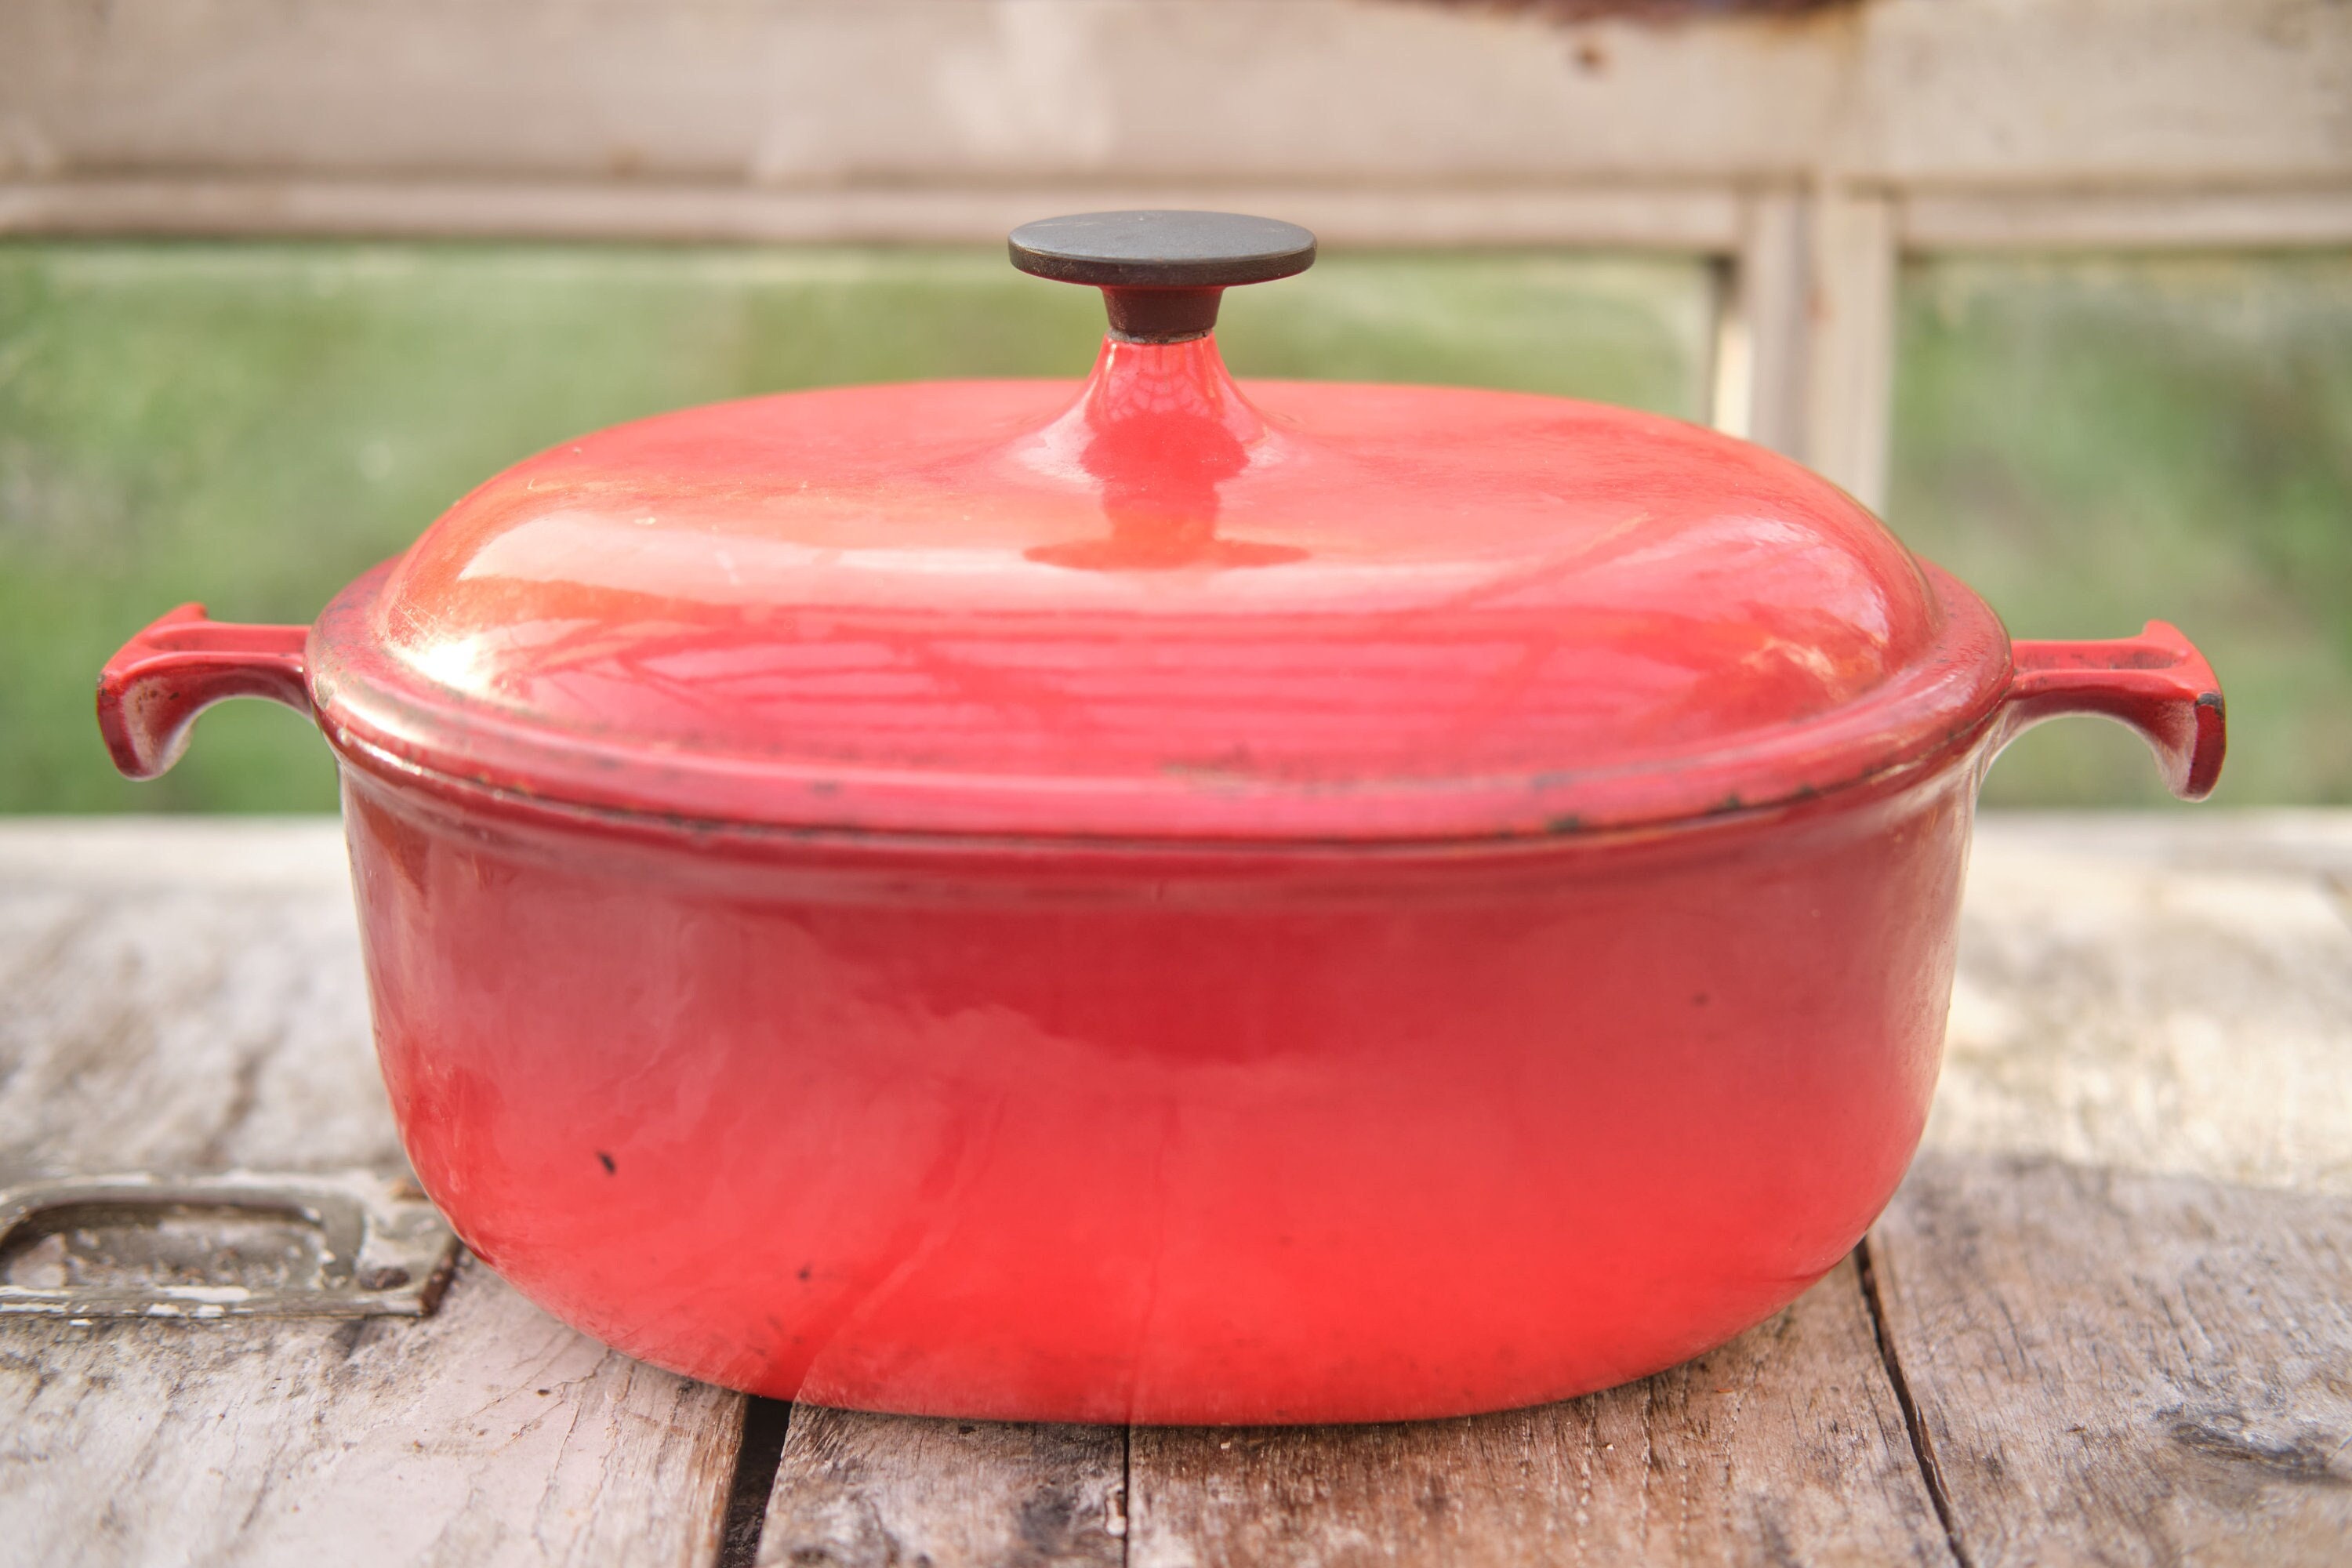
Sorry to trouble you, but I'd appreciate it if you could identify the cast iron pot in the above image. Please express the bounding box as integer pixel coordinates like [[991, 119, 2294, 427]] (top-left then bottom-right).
[[97, 213, 2223, 1425]]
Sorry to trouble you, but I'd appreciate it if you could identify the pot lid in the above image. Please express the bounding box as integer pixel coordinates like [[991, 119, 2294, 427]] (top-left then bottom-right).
[[314, 211, 2009, 843]]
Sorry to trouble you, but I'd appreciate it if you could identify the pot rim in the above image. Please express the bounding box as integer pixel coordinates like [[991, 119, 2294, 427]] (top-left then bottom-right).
[[308, 559, 2015, 851]]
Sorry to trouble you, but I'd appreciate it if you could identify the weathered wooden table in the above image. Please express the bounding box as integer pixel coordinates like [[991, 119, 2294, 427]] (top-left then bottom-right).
[[2, 814, 2347, 1566]]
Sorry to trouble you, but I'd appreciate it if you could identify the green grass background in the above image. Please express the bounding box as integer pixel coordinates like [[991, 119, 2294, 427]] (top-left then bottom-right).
[[1892, 252, 2352, 807], [2, 241, 2345, 812]]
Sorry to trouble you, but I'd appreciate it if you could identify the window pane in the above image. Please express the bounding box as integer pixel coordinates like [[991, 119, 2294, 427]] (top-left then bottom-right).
[[1889, 252, 2352, 807], [0, 242, 1714, 814]]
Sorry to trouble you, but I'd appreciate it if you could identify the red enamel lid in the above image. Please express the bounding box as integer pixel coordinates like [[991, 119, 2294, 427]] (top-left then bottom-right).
[[313, 212, 2009, 843]]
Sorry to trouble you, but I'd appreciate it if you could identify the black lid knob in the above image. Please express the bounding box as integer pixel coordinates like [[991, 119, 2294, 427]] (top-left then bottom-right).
[[1008, 210, 1317, 343]]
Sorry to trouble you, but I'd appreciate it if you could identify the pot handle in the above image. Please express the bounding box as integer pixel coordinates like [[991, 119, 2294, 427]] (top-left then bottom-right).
[[1997, 620, 2224, 800], [97, 604, 311, 780]]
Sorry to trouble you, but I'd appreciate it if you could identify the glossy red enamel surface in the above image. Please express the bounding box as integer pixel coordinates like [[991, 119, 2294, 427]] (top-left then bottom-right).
[[91, 220, 2229, 1423], [315, 335, 2009, 840], [347, 761, 1975, 1424], [96, 604, 309, 779]]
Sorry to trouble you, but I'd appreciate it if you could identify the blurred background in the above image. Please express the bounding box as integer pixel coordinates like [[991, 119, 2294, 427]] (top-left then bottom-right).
[[3, 0, 2347, 815]]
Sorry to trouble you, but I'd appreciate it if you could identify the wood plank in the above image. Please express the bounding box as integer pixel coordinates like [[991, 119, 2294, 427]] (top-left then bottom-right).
[[1934, 818, 2352, 1198], [0, 1255, 742, 1568], [0, 178, 1747, 250], [1903, 187, 2352, 253], [746, 813, 2352, 1564], [0, 819, 395, 1186], [1969, 811, 2352, 882], [1801, 187, 1898, 507], [1, 2, 2345, 199], [0, 818, 746, 1568], [1126, 1256, 1952, 1568], [1719, 189, 1809, 455], [1868, 1153, 2352, 1566], [757, 1405, 1125, 1568], [16, 814, 2349, 1562]]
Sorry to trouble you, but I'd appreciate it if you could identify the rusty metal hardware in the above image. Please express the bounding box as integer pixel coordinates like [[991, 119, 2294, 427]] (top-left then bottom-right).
[[0, 1171, 459, 1320]]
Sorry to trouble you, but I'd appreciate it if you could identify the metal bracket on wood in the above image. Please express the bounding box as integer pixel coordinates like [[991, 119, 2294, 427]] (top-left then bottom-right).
[[0, 1170, 459, 1320]]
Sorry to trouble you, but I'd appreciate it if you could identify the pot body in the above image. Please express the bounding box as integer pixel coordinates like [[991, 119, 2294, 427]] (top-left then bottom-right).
[[343, 752, 1979, 1425]]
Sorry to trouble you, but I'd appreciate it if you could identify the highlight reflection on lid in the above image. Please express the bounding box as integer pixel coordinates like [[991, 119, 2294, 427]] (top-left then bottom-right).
[[320, 212, 2001, 843]]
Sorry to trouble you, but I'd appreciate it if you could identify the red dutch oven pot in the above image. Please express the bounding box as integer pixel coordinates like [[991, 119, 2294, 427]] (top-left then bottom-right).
[[98, 213, 2223, 1425]]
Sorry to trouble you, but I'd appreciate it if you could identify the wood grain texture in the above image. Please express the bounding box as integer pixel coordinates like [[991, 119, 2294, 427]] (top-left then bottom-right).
[[0, 819, 396, 1186], [758, 1405, 1125, 1567], [1126, 1257, 1951, 1568], [11, 815, 2350, 1564], [1965, 811, 2352, 883], [1870, 1154, 2352, 1568], [0, 819, 746, 1567], [0, 1254, 742, 1568], [1934, 818, 2352, 1197], [2, 0, 2345, 191], [739, 812, 2352, 1566], [1902, 188, 2352, 252], [0, 180, 1750, 251]]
